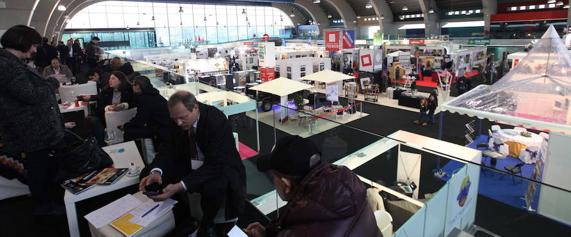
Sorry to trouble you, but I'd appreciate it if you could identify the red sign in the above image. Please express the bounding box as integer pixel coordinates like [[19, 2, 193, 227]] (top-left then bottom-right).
[[262, 34, 270, 41], [409, 39, 425, 45], [243, 41, 254, 45], [259, 67, 275, 82], [325, 31, 341, 52]]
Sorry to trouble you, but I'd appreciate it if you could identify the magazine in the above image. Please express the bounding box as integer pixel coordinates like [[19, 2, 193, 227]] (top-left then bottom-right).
[[62, 168, 128, 194]]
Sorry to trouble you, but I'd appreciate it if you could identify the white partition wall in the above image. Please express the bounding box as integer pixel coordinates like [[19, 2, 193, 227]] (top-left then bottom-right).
[[424, 182, 450, 237], [538, 132, 571, 225], [396, 151, 422, 199], [394, 207, 426, 237]]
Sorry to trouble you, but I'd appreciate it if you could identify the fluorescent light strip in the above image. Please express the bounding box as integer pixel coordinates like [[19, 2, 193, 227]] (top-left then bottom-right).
[[442, 21, 485, 28], [398, 23, 426, 30]]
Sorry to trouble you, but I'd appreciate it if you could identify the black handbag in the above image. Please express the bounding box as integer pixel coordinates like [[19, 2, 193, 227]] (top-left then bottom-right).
[[56, 130, 113, 181]]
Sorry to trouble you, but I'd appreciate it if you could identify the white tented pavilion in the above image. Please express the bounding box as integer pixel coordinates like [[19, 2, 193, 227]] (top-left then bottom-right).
[[441, 26, 571, 135]]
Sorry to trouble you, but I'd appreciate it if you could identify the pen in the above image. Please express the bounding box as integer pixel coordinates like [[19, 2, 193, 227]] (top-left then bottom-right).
[[141, 204, 160, 218]]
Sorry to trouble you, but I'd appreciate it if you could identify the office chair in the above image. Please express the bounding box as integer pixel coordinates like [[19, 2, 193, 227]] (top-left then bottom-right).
[[504, 162, 525, 184]]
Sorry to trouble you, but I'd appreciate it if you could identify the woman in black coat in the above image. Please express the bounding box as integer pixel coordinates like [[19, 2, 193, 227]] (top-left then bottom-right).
[[96, 71, 134, 119], [0, 25, 65, 216], [123, 76, 172, 145]]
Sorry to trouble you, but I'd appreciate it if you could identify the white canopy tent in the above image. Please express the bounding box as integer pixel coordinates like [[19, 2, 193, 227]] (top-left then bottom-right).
[[441, 26, 571, 135], [300, 69, 354, 84], [249, 78, 314, 120], [301, 70, 355, 102]]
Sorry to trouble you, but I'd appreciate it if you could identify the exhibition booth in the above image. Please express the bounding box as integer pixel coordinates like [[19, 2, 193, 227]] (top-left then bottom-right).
[[441, 26, 571, 225]]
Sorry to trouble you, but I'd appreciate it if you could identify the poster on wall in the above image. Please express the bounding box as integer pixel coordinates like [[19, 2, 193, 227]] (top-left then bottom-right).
[[325, 83, 339, 102], [373, 49, 383, 71], [342, 30, 355, 49], [444, 166, 478, 236], [359, 49, 374, 72], [373, 32, 383, 46], [325, 31, 341, 52], [399, 52, 412, 68]]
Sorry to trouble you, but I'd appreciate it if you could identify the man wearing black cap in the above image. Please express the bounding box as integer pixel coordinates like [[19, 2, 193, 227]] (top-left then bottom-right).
[[246, 135, 381, 237]]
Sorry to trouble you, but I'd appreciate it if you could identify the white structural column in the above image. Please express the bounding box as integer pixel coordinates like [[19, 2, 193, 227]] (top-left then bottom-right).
[[482, 0, 497, 36], [29, 0, 60, 36], [370, 0, 396, 34], [294, 0, 330, 35], [45, 0, 78, 38], [0, 0, 38, 30], [419, 0, 440, 37], [324, 0, 357, 30]]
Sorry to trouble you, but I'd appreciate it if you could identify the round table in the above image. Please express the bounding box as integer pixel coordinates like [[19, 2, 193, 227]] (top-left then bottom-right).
[[496, 129, 543, 157]]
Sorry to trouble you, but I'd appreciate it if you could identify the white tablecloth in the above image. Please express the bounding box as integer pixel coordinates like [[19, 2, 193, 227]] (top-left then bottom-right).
[[59, 81, 98, 103], [496, 129, 544, 148], [104, 108, 137, 144]]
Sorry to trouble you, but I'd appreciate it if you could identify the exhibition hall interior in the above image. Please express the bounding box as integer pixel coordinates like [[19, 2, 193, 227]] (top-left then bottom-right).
[[2, 0, 571, 236]]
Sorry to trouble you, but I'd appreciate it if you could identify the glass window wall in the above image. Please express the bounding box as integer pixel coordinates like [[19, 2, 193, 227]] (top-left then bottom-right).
[[65, 1, 294, 48]]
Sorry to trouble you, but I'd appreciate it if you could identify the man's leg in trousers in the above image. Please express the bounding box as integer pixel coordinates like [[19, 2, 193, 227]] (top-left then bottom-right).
[[197, 179, 227, 237]]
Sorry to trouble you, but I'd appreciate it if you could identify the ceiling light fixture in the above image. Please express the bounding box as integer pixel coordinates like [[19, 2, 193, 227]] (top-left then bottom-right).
[[429, 9, 435, 14], [402, 5, 408, 11], [242, 8, 246, 14], [313, 0, 320, 3], [290, 11, 295, 17], [565, 5, 570, 8], [57, 5, 66, 11], [327, 14, 332, 18], [356, 15, 361, 19], [179, 6, 183, 13], [547, 0, 556, 3], [152, 15, 155, 21], [556, 1, 564, 6], [365, 3, 373, 9], [381, 15, 385, 20]]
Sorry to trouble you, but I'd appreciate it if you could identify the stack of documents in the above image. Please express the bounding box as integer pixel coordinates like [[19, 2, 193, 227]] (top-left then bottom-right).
[[85, 194, 177, 237]]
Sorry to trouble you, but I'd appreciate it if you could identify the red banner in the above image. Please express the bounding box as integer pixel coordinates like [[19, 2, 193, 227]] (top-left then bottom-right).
[[259, 67, 275, 82], [409, 39, 425, 45], [325, 31, 341, 52], [243, 41, 254, 45]]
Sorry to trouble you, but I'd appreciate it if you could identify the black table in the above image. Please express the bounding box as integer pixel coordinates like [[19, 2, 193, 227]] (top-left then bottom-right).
[[398, 94, 425, 109]]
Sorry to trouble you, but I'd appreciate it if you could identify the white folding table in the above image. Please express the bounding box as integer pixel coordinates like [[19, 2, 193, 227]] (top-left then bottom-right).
[[64, 141, 145, 237]]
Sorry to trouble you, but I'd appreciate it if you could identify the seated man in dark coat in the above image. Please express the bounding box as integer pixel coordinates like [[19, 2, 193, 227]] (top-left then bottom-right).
[[139, 91, 246, 237], [123, 76, 172, 145], [246, 136, 382, 237]]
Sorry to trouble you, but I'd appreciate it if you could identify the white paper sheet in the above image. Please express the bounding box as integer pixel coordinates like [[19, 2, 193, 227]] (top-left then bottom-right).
[[129, 199, 177, 226], [227, 225, 248, 237], [85, 194, 142, 229]]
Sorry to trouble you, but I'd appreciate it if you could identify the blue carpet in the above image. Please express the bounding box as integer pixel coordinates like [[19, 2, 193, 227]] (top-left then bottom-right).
[[440, 135, 541, 210]]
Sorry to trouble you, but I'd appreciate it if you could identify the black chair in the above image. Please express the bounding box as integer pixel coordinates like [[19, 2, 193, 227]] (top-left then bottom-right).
[[504, 163, 525, 184]]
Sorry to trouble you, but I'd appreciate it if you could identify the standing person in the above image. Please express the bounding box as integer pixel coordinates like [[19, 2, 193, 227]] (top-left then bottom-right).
[[0, 25, 65, 216], [34, 37, 59, 73], [71, 39, 84, 74], [139, 91, 246, 237], [56, 41, 69, 65], [85, 36, 101, 69], [245, 136, 381, 237]]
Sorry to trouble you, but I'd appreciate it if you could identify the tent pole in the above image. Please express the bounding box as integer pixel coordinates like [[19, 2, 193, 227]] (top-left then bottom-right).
[[438, 112, 444, 140]]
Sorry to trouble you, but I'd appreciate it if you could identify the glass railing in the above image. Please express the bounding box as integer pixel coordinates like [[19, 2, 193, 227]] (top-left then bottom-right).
[[106, 52, 571, 236]]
